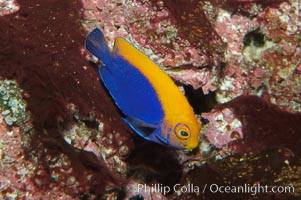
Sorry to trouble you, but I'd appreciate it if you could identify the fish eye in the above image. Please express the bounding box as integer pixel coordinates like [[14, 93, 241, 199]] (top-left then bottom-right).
[[180, 130, 189, 137], [175, 123, 191, 140]]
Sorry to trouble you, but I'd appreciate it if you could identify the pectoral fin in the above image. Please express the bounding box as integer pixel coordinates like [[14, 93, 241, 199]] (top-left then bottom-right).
[[122, 116, 159, 141]]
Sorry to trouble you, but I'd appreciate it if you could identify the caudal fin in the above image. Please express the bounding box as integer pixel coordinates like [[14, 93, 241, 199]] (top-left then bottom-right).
[[85, 28, 111, 65]]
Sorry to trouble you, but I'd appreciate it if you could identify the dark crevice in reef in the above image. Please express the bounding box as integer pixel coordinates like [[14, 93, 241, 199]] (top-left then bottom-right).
[[184, 85, 217, 114], [243, 28, 267, 48], [126, 138, 182, 193], [128, 194, 144, 200], [82, 119, 100, 130]]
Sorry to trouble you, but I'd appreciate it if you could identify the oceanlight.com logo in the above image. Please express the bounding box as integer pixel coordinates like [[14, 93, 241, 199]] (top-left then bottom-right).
[[207, 183, 295, 196], [136, 183, 295, 196]]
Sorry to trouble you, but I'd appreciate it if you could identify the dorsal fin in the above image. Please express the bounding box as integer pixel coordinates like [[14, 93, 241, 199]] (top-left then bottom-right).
[[112, 38, 156, 71]]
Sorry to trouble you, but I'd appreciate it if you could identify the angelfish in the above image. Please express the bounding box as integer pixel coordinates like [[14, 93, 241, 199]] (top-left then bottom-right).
[[85, 28, 201, 150]]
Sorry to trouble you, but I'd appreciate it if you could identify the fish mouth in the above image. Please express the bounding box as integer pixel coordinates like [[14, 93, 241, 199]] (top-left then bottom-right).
[[186, 139, 199, 150]]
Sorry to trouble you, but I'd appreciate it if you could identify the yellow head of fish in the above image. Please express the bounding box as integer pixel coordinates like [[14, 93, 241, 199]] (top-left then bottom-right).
[[158, 112, 201, 150]]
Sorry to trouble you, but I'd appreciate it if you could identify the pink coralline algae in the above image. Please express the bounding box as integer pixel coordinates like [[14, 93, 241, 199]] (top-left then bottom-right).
[[62, 104, 129, 176], [209, 0, 289, 19], [214, 10, 261, 103], [0, 0, 131, 198], [0, 81, 128, 199], [81, 0, 214, 67], [166, 68, 216, 94], [214, 0, 301, 112], [0, 117, 34, 199], [202, 108, 243, 149], [0, 0, 19, 16], [255, 1, 301, 112], [0, 81, 82, 199]]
